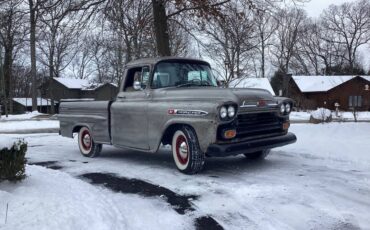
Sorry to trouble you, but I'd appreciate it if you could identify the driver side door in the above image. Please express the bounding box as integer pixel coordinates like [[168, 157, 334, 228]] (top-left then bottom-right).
[[111, 66, 151, 150]]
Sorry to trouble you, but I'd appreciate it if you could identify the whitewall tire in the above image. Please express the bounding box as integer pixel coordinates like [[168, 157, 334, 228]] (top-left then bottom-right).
[[172, 126, 205, 174]]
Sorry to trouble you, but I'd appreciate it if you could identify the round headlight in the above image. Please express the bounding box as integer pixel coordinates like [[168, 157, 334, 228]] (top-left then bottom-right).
[[280, 104, 285, 113], [285, 103, 291, 113], [220, 106, 227, 118], [227, 106, 235, 117]]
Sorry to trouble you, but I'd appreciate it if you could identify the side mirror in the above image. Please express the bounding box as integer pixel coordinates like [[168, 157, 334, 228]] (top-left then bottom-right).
[[133, 81, 142, 90]]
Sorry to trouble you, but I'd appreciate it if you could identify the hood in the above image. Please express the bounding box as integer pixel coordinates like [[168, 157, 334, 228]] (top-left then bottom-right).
[[153, 87, 275, 106]]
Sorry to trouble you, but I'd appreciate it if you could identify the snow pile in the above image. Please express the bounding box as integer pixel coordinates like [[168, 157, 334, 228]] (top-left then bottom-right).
[[0, 137, 16, 150], [0, 111, 42, 121], [310, 108, 331, 120]]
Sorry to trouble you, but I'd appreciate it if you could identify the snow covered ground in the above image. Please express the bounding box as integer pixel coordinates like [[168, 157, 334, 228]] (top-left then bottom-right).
[[290, 111, 370, 122], [0, 120, 59, 133], [1, 123, 370, 229], [0, 112, 42, 121]]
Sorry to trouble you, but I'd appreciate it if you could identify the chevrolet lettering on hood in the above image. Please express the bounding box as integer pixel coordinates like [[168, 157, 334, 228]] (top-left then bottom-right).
[[58, 57, 297, 175], [168, 109, 208, 116]]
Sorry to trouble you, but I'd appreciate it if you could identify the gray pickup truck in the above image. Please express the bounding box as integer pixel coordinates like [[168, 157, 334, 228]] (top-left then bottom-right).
[[58, 57, 296, 174]]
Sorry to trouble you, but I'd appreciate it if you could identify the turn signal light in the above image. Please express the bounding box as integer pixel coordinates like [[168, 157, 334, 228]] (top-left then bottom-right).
[[224, 130, 236, 139], [283, 122, 290, 130]]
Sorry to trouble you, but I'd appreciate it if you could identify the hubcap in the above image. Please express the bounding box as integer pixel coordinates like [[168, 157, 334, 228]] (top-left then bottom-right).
[[176, 135, 189, 165], [81, 130, 91, 150], [83, 134, 91, 147], [179, 142, 188, 158]]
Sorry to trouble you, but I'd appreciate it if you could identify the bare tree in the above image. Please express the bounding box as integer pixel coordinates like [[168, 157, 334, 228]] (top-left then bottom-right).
[[152, 0, 310, 56], [321, 0, 370, 74], [104, 0, 154, 62], [152, 0, 235, 56], [270, 7, 306, 96], [0, 0, 27, 115], [255, 9, 277, 78], [28, 0, 45, 111], [199, 0, 258, 86], [71, 35, 94, 80], [37, 0, 85, 113]]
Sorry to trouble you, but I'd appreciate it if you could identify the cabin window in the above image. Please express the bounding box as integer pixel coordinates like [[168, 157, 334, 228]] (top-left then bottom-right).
[[348, 96, 362, 107]]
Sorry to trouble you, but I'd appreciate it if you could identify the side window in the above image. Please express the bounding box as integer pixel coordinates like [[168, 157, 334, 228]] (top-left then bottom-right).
[[124, 66, 150, 92], [141, 66, 150, 89]]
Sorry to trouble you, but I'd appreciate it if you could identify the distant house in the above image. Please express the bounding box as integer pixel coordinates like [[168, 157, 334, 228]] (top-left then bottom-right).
[[289, 75, 370, 111], [80, 82, 119, 101], [229, 78, 275, 96], [12, 98, 55, 114], [43, 78, 119, 102]]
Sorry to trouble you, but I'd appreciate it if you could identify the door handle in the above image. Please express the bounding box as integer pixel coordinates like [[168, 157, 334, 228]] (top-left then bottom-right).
[[145, 93, 151, 98], [117, 95, 126, 99]]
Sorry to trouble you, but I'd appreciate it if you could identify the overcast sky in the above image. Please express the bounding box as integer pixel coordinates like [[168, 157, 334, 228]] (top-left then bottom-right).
[[300, 0, 357, 17]]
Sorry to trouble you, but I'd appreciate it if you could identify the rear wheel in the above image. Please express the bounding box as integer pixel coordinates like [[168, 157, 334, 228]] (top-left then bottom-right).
[[244, 149, 270, 160], [78, 127, 102, 158], [172, 126, 205, 174]]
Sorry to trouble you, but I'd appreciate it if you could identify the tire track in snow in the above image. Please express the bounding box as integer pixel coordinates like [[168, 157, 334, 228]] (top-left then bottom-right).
[[28, 162, 224, 229], [80, 172, 224, 230]]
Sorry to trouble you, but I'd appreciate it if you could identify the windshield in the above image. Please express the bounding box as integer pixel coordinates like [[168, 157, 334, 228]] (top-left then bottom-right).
[[152, 61, 218, 88]]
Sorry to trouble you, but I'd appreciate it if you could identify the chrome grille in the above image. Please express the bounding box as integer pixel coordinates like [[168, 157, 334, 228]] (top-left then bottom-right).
[[235, 112, 283, 139]]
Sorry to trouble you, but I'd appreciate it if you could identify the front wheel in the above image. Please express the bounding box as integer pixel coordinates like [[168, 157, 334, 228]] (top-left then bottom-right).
[[78, 127, 102, 158], [244, 149, 270, 160], [172, 126, 205, 174]]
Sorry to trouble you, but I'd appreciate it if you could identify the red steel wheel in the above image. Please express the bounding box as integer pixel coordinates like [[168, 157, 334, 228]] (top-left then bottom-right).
[[78, 127, 102, 158], [80, 129, 92, 152], [175, 133, 189, 166]]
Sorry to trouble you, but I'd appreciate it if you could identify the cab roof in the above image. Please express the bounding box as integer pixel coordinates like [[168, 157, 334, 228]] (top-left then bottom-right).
[[125, 56, 210, 67]]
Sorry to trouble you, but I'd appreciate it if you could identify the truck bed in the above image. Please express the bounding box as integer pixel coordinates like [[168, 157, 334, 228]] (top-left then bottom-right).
[[58, 100, 112, 144]]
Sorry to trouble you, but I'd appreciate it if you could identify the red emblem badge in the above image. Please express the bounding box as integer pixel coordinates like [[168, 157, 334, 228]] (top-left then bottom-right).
[[257, 100, 266, 107]]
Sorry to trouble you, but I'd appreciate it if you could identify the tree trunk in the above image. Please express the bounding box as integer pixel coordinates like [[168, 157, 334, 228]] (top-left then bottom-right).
[[3, 47, 12, 115], [49, 50, 55, 114], [152, 0, 171, 56], [0, 45, 7, 117], [29, 0, 37, 112], [260, 32, 265, 78], [47, 29, 56, 114]]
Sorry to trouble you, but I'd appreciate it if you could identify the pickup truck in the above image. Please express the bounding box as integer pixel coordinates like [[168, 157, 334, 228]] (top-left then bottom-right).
[[58, 57, 296, 174]]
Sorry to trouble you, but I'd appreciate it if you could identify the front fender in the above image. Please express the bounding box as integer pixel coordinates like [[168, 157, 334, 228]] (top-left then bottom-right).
[[150, 117, 218, 153]]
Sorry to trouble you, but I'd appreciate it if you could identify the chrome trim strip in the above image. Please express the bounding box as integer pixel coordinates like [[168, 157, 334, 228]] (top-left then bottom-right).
[[168, 109, 208, 116]]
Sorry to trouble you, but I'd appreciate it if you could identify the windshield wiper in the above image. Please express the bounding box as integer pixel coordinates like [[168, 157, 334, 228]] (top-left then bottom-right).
[[176, 81, 214, 88], [176, 82, 200, 88]]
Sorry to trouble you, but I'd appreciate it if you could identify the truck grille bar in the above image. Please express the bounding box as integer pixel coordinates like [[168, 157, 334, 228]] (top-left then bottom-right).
[[235, 112, 283, 139]]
